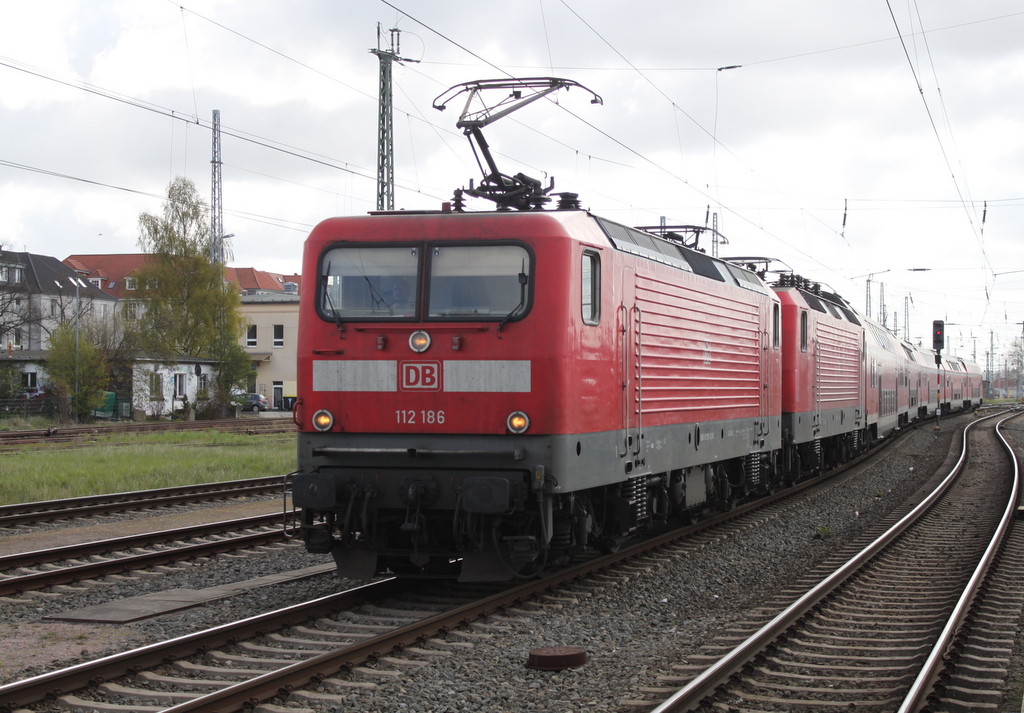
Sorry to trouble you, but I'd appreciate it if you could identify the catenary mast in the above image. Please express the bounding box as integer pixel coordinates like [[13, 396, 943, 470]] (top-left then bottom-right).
[[371, 26, 417, 211], [210, 109, 224, 263]]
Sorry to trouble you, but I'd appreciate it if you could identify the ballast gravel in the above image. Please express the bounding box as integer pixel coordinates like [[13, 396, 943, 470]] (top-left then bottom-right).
[[6, 411, 1024, 713]]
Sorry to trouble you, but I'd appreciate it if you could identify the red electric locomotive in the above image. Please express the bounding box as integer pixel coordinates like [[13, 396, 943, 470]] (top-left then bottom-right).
[[290, 77, 982, 582], [292, 208, 783, 580]]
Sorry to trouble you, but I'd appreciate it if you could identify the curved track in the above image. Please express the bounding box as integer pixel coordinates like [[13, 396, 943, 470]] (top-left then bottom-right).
[[645, 410, 1020, 712]]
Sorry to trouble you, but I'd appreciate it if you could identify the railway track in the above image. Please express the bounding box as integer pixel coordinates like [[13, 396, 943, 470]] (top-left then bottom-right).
[[637, 410, 1021, 712], [0, 417, 294, 451], [0, 418, 975, 713], [0, 512, 296, 597], [0, 475, 290, 528]]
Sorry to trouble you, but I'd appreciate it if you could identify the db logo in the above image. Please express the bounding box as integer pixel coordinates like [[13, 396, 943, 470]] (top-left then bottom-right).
[[400, 361, 441, 391]]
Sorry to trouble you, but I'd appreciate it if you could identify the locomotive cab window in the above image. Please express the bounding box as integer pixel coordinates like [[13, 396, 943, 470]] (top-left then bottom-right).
[[427, 244, 531, 320], [800, 310, 808, 352], [582, 250, 600, 325], [320, 246, 419, 320], [772, 303, 780, 349]]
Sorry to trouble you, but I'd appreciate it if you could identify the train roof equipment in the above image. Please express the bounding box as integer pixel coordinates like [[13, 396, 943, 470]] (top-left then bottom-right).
[[433, 77, 602, 212]]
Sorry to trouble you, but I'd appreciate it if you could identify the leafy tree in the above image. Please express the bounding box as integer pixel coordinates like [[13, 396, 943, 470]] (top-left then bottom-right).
[[135, 177, 252, 410], [84, 305, 145, 396], [0, 362, 20, 399], [45, 322, 108, 421]]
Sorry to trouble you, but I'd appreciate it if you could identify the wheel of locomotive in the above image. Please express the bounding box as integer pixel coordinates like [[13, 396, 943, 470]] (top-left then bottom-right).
[[596, 535, 625, 555], [717, 468, 734, 511]]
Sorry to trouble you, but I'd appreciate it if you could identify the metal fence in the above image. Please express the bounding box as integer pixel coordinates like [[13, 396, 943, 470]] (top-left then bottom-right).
[[0, 397, 50, 419]]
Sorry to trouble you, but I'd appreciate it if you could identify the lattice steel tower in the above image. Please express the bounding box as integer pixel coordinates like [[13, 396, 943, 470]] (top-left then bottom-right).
[[210, 109, 224, 263], [371, 25, 416, 211]]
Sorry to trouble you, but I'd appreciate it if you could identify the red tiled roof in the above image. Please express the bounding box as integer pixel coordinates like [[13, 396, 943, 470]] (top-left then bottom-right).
[[225, 268, 302, 294], [63, 254, 151, 299], [64, 254, 301, 298]]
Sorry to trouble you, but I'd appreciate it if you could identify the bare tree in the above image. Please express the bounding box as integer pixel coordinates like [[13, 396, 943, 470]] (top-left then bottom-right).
[[0, 245, 34, 349]]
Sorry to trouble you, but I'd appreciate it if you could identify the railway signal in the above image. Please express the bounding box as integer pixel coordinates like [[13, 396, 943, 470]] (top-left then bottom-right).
[[932, 320, 945, 351]]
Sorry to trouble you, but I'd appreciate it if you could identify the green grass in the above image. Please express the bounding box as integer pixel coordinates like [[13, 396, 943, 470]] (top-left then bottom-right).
[[0, 415, 52, 432], [0, 431, 296, 505]]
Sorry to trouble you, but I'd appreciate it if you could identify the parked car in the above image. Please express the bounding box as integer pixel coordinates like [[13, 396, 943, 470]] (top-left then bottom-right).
[[240, 393, 270, 413]]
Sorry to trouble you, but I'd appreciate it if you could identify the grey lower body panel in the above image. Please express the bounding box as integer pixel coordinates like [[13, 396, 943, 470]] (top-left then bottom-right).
[[298, 415, 782, 501], [783, 407, 864, 445]]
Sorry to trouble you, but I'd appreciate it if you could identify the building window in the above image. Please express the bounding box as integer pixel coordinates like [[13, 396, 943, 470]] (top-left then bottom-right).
[[173, 373, 186, 399], [581, 251, 600, 325], [22, 372, 37, 389], [89, 278, 102, 288], [11, 267, 22, 283], [149, 373, 164, 401], [0, 266, 7, 282], [125, 277, 137, 291], [273, 324, 284, 348], [12, 329, 21, 347], [247, 325, 258, 348], [198, 373, 208, 395]]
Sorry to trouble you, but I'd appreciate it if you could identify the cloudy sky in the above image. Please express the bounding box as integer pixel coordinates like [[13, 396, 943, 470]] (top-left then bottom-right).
[[2, 1, 1023, 372]]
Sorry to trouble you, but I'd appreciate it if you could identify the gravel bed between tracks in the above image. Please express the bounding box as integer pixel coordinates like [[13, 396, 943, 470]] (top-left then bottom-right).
[[6, 411, 1024, 713]]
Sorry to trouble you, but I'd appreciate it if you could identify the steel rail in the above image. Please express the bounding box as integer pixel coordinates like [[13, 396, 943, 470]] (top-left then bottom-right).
[[897, 411, 1021, 712], [0, 419, 294, 450], [0, 418, 292, 441], [0, 476, 288, 527], [650, 410, 1003, 713], [0, 512, 289, 573], [0, 579, 407, 713], [0, 525, 299, 597]]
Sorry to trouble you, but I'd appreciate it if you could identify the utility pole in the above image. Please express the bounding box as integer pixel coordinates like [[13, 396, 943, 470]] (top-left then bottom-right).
[[904, 296, 910, 341], [879, 282, 886, 327], [860, 270, 890, 320], [989, 330, 994, 385], [210, 109, 224, 263], [371, 25, 418, 211]]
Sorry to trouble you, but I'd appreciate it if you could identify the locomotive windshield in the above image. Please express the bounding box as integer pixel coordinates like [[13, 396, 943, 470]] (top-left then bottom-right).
[[427, 245, 530, 318], [321, 246, 419, 319], [319, 243, 531, 322]]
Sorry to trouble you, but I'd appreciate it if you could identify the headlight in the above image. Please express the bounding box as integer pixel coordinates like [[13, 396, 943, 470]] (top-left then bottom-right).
[[312, 409, 334, 432], [409, 330, 431, 353], [507, 411, 530, 434]]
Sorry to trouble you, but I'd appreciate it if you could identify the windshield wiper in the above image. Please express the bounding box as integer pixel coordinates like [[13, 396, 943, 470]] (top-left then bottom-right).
[[497, 266, 529, 333], [322, 262, 345, 337]]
